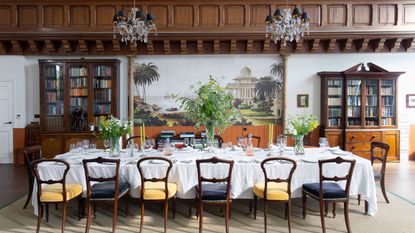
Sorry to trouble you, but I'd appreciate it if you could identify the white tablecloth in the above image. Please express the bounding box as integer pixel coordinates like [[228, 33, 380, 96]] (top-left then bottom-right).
[[32, 147, 377, 215]]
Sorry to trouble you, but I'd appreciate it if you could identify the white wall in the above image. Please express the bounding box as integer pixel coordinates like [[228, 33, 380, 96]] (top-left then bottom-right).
[[286, 53, 415, 160]]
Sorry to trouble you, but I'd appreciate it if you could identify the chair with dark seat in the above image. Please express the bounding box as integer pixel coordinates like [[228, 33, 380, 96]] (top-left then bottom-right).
[[23, 145, 43, 209], [195, 156, 234, 233], [253, 157, 297, 233], [32, 159, 83, 233], [302, 157, 356, 233], [83, 157, 130, 233], [214, 135, 224, 148], [358, 141, 390, 212], [237, 134, 261, 147], [137, 157, 177, 233]]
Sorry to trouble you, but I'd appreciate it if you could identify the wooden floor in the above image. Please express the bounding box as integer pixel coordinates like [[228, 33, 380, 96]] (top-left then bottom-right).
[[1, 161, 415, 209]]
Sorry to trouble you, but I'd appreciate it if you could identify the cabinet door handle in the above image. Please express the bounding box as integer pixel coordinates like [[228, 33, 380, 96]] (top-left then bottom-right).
[[351, 135, 356, 140], [351, 146, 355, 150], [371, 136, 376, 140]]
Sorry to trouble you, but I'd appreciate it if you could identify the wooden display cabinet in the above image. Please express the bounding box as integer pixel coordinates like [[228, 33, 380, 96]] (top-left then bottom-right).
[[318, 63, 404, 160], [38, 59, 120, 158]]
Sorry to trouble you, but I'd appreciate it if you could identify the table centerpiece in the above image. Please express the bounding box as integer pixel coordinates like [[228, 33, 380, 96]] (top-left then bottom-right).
[[286, 113, 318, 155], [98, 115, 132, 156], [174, 76, 239, 148]]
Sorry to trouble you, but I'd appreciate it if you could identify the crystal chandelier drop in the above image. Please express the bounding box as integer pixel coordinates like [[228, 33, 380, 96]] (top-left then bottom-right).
[[113, 1, 156, 45], [265, 1, 310, 46]]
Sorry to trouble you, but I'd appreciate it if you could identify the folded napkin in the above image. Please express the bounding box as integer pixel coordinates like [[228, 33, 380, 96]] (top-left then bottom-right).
[[233, 145, 243, 152]]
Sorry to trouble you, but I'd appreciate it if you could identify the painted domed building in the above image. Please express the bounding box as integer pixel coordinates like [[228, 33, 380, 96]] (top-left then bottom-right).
[[226, 66, 258, 104]]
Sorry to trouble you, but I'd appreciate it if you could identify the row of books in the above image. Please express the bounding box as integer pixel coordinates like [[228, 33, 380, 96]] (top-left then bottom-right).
[[382, 117, 395, 125], [69, 67, 88, 76], [45, 117, 64, 129], [94, 66, 112, 76], [347, 86, 361, 95], [328, 80, 342, 86], [381, 87, 393, 95], [46, 104, 64, 115], [46, 80, 63, 89], [45, 66, 63, 76], [366, 96, 378, 106], [94, 79, 112, 88], [365, 120, 378, 126], [70, 77, 87, 88], [70, 97, 88, 107], [347, 96, 361, 106], [94, 104, 111, 114], [348, 119, 361, 126], [70, 88, 88, 96], [328, 118, 341, 126], [328, 87, 342, 95], [365, 86, 377, 95], [347, 106, 361, 117], [94, 89, 112, 102], [328, 108, 341, 117], [46, 92, 64, 102], [328, 97, 342, 106], [382, 107, 394, 117], [382, 96, 394, 105], [365, 106, 378, 117]]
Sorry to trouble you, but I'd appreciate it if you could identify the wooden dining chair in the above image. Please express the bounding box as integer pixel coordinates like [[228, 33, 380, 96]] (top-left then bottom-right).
[[358, 141, 390, 213], [214, 135, 224, 148], [253, 157, 297, 233], [23, 145, 43, 209], [124, 135, 142, 149], [136, 157, 177, 233], [302, 156, 356, 233], [195, 156, 234, 233], [237, 135, 261, 147], [83, 157, 130, 233], [32, 159, 83, 233]]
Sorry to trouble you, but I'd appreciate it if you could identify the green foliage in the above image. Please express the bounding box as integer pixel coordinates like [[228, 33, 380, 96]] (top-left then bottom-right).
[[286, 113, 319, 135], [173, 76, 239, 133], [97, 115, 132, 140]]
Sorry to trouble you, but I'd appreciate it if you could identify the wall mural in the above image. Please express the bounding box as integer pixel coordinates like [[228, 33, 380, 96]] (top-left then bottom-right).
[[133, 55, 283, 126]]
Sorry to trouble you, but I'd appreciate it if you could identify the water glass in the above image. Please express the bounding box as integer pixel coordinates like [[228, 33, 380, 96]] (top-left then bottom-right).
[[189, 138, 195, 148], [89, 143, 96, 150], [103, 139, 110, 151], [69, 143, 76, 152], [319, 137, 329, 151], [183, 138, 190, 146]]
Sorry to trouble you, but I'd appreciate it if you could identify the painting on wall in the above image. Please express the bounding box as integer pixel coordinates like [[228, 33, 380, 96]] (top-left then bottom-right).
[[133, 55, 283, 126]]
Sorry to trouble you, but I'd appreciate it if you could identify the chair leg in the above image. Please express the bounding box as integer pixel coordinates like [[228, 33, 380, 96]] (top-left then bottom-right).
[[46, 203, 49, 222], [23, 178, 33, 209], [124, 196, 129, 217], [139, 200, 145, 233], [199, 204, 203, 233], [285, 203, 288, 220], [77, 196, 82, 220], [364, 200, 368, 215], [287, 200, 292, 233], [172, 197, 176, 219], [112, 200, 118, 233], [332, 202, 336, 218], [253, 195, 257, 220], [324, 201, 328, 216], [36, 203, 42, 233], [302, 192, 307, 219], [344, 201, 352, 233], [357, 194, 361, 205], [164, 200, 169, 233], [380, 177, 390, 203], [225, 202, 230, 233], [263, 199, 268, 233], [61, 202, 67, 233], [85, 201, 92, 233], [319, 200, 326, 233], [248, 200, 252, 215]]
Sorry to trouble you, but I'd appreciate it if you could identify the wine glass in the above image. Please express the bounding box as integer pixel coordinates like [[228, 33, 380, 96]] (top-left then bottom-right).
[[189, 138, 195, 148], [184, 138, 190, 147], [103, 139, 110, 151], [237, 137, 244, 148], [319, 137, 329, 152]]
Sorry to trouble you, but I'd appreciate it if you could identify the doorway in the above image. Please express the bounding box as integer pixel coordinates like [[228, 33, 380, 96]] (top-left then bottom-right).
[[0, 81, 14, 163]]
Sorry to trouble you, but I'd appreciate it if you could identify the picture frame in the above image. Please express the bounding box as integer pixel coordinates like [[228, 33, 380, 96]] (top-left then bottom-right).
[[406, 94, 415, 108], [297, 94, 309, 108]]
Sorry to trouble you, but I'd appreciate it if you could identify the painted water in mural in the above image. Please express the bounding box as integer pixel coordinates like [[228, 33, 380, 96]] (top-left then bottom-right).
[[133, 55, 283, 126]]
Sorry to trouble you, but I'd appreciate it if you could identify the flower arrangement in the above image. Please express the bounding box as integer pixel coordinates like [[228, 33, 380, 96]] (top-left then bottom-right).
[[173, 76, 239, 146], [98, 115, 132, 156], [286, 113, 319, 136]]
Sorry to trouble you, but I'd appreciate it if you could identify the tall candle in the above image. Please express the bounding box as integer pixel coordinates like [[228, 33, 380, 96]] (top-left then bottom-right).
[[143, 122, 146, 141], [140, 126, 143, 145], [268, 123, 271, 144], [271, 123, 274, 144]]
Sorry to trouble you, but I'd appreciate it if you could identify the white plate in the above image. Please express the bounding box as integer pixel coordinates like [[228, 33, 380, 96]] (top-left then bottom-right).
[[332, 150, 350, 155], [180, 160, 193, 163]]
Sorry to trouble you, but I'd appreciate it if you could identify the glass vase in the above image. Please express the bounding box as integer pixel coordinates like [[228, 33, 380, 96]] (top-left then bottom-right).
[[294, 134, 305, 155], [109, 137, 121, 157], [205, 122, 216, 148]]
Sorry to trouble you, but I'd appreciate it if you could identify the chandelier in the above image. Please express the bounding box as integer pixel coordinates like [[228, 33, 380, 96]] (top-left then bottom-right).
[[265, 2, 310, 45], [113, 1, 156, 45]]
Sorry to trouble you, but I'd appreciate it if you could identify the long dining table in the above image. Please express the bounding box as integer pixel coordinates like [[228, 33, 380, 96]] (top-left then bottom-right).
[[32, 147, 377, 216]]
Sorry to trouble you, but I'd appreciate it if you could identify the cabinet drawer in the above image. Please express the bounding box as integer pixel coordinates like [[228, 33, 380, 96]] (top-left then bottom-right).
[[348, 150, 370, 160], [346, 132, 382, 142], [345, 143, 371, 151]]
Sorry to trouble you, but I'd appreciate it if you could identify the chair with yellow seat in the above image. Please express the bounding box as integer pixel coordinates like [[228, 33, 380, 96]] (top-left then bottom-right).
[[137, 157, 177, 233], [253, 157, 297, 233], [32, 159, 83, 233]]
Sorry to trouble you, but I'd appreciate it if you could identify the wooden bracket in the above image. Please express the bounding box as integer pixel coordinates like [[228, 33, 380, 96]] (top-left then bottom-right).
[[45, 40, 55, 53], [246, 39, 253, 53], [197, 40, 203, 54], [164, 40, 171, 54], [180, 40, 187, 54], [62, 40, 72, 53], [96, 40, 105, 54], [213, 40, 220, 54], [78, 40, 88, 54], [230, 39, 236, 54], [28, 40, 39, 53], [11, 40, 22, 54]]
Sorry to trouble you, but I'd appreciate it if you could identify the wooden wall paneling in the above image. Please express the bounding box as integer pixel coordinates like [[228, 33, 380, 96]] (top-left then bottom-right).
[[378, 4, 397, 25], [383, 130, 400, 160], [249, 4, 269, 27], [41, 137, 62, 158], [13, 128, 25, 165], [199, 5, 219, 27], [302, 4, 322, 26], [0, 6, 12, 28], [147, 5, 168, 28], [224, 5, 245, 27], [352, 4, 372, 26], [44, 5, 64, 28], [96, 5, 115, 27], [173, 5, 193, 27], [18, 5, 37, 27], [410, 125, 415, 160], [327, 4, 347, 26], [70, 5, 91, 27]]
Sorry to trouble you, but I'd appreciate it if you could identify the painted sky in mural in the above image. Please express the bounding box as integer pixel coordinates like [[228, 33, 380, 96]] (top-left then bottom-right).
[[133, 55, 283, 126]]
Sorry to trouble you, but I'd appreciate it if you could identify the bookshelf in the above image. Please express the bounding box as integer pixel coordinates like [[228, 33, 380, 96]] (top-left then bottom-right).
[[38, 59, 120, 157], [318, 63, 404, 160]]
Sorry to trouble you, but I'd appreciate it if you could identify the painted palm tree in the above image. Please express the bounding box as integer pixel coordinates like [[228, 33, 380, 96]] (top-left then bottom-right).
[[133, 62, 160, 102], [270, 62, 284, 85], [255, 76, 278, 102]]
